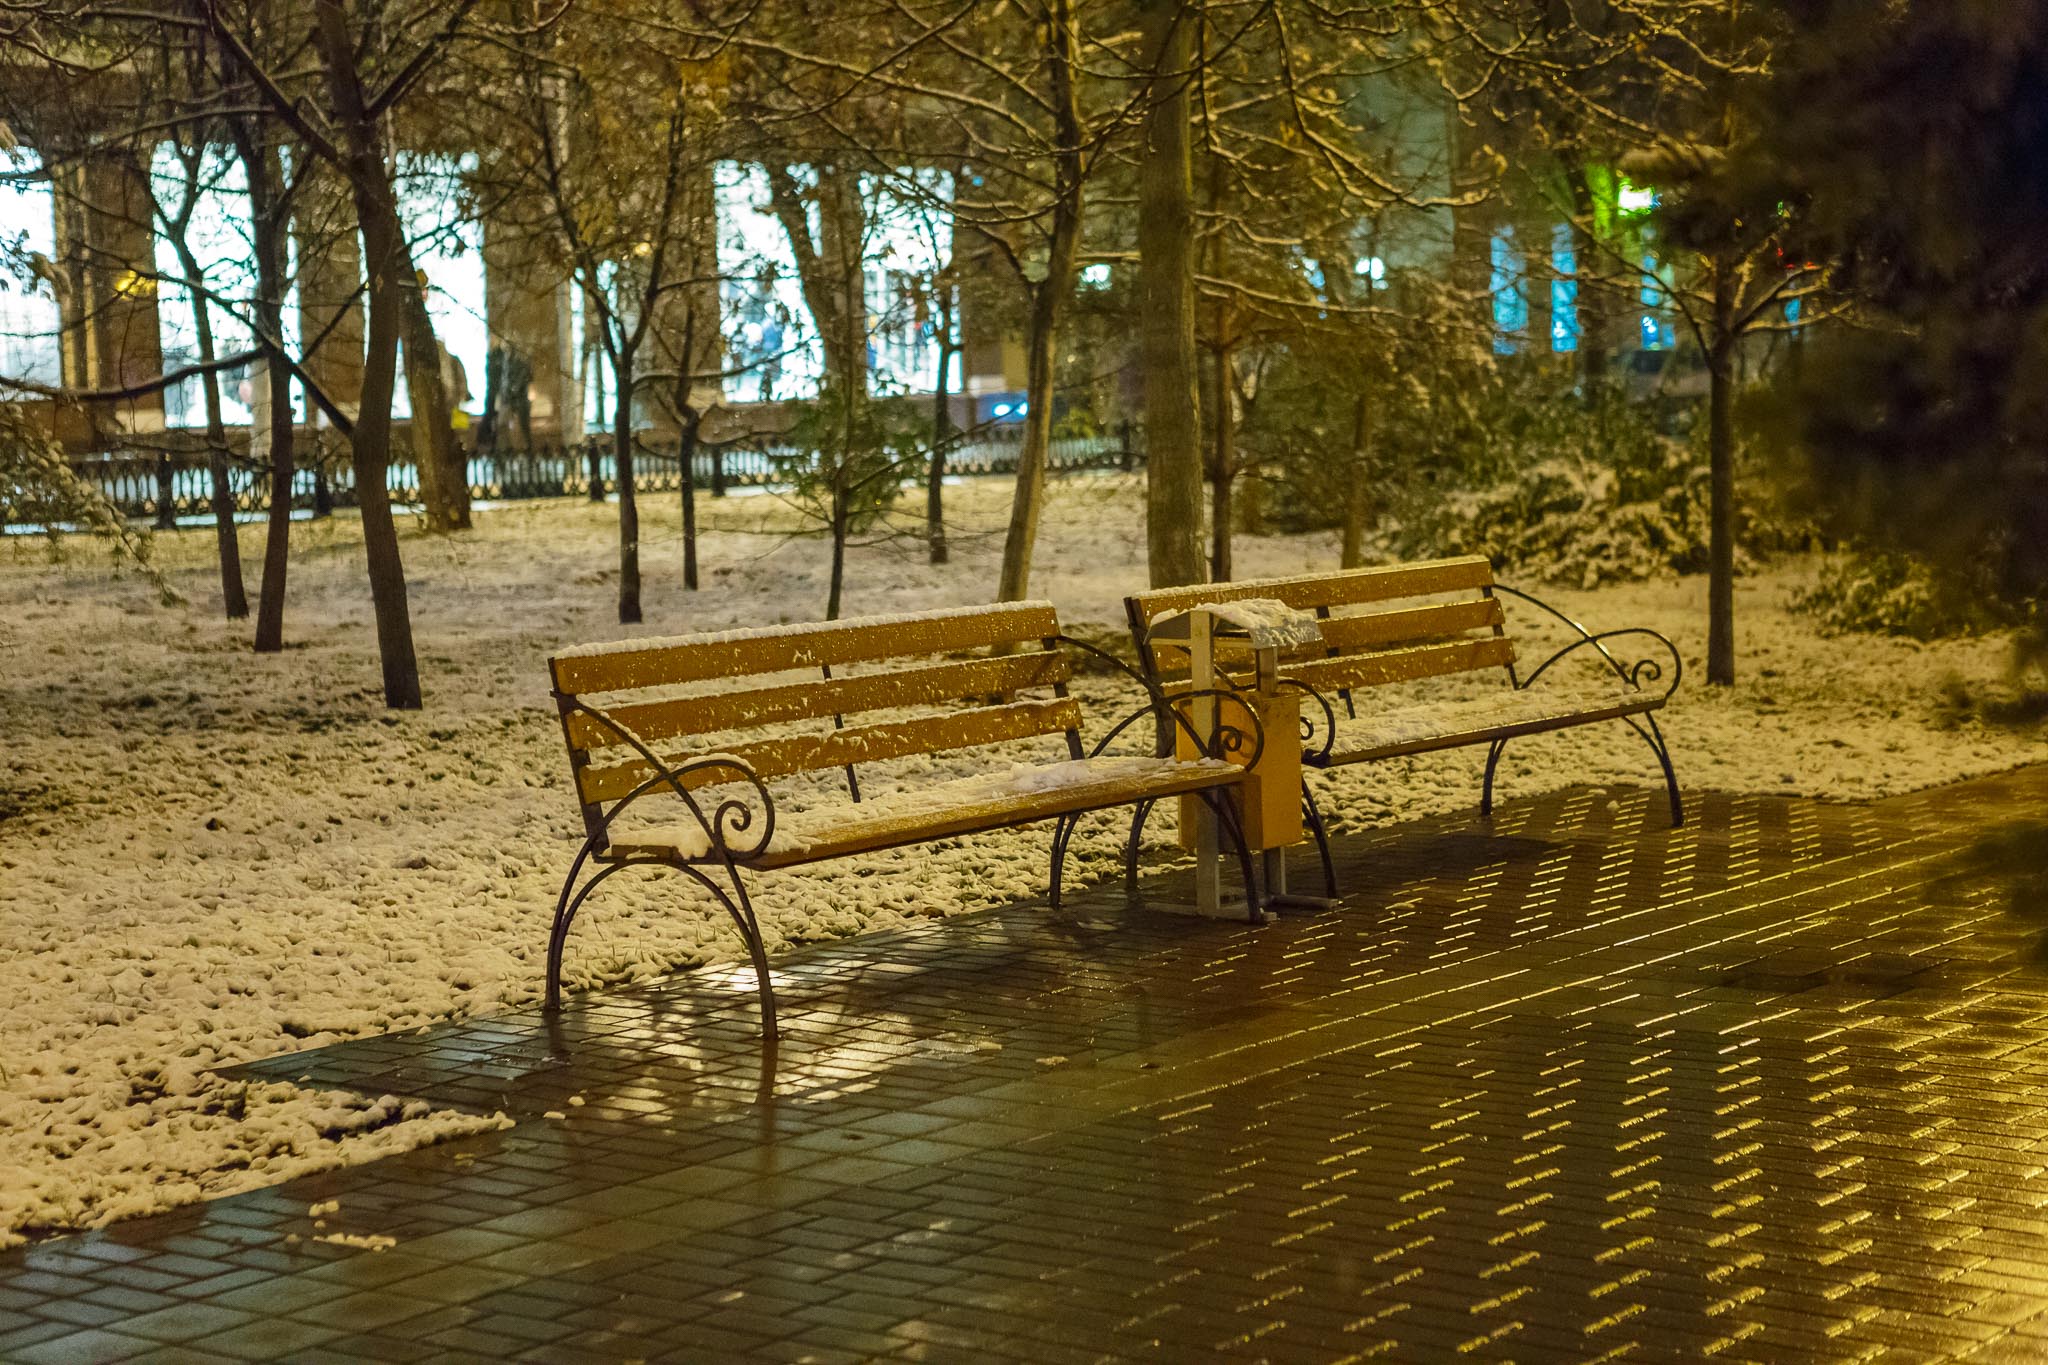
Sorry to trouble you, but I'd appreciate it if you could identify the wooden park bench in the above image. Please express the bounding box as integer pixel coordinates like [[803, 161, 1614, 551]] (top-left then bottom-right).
[[544, 601, 1266, 1034], [1124, 555, 1683, 894]]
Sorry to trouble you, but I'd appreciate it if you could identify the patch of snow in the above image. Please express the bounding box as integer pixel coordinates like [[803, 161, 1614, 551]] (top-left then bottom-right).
[[1148, 597, 1325, 649], [1, 473, 2042, 1245]]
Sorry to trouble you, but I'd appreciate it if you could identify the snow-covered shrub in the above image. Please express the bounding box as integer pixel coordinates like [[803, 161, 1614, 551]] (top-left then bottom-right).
[[1795, 547, 2024, 640], [1383, 383, 1721, 588], [0, 403, 176, 601]]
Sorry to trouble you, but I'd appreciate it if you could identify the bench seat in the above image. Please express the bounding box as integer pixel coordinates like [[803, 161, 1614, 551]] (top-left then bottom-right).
[[607, 755, 1237, 869], [1314, 683, 1663, 766]]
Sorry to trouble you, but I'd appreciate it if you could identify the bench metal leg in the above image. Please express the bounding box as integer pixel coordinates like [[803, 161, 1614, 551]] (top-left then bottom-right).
[[1481, 737, 1509, 819], [1300, 782, 1338, 898], [545, 844, 637, 1012], [679, 861, 780, 1040], [1049, 812, 1080, 909], [1483, 720, 1685, 829], [545, 847, 780, 1039], [1634, 715, 1685, 827], [1123, 799, 1158, 902]]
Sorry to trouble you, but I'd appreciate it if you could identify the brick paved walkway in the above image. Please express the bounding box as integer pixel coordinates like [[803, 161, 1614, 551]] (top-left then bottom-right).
[[8, 768, 2048, 1362]]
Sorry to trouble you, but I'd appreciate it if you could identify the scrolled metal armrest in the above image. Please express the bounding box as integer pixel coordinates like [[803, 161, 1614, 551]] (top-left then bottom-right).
[[1492, 585, 1683, 701], [1519, 628, 1682, 700], [1274, 677, 1339, 764], [1161, 686, 1268, 771], [560, 698, 781, 864], [1079, 681, 1267, 775]]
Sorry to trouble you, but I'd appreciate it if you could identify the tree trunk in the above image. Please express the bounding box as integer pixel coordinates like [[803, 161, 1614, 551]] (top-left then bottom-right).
[[827, 480, 848, 621], [614, 374, 640, 624], [1138, 0, 1204, 589], [677, 394, 700, 592], [401, 288, 469, 531], [1706, 259, 1737, 687], [1208, 343, 1234, 582], [1340, 391, 1372, 569], [243, 127, 295, 654], [996, 0, 1083, 603], [1564, 159, 1610, 396], [314, 0, 421, 709], [766, 163, 869, 393], [170, 233, 249, 619], [154, 455, 176, 530], [927, 285, 953, 566]]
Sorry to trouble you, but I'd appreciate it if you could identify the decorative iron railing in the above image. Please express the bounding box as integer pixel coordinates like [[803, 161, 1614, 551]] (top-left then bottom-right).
[[60, 426, 1143, 524]]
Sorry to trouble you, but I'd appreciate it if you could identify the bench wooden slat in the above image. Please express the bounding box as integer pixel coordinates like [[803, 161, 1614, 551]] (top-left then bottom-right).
[[1316, 690, 1663, 765], [1129, 556, 1494, 623], [1282, 636, 1517, 695], [606, 759, 1239, 869], [563, 650, 1071, 752], [1196, 598, 1506, 670], [552, 601, 1062, 695], [1312, 597, 1506, 652], [577, 696, 1082, 804]]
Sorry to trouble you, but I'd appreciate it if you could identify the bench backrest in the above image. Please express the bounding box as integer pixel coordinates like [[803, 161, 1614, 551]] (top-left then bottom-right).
[[549, 601, 1079, 841], [1124, 556, 1517, 697]]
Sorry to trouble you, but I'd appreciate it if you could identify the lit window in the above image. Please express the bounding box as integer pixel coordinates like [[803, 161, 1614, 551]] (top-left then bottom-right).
[[152, 144, 263, 426], [1550, 223, 1579, 353], [864, 168, 952, 395], [394, 153, 484, 420], [1490, 227, 1527, 355], [1354, 255, 1387, 287], [716, 162, 822, 403], [1080, 263, 1112, 289], [1639, 253, 1676, 350], [1617, 180, 1657, 214], [0, 148, 62, 393]]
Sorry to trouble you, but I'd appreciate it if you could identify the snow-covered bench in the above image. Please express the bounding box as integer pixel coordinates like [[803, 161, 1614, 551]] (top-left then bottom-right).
[[544, 601, 1264, 1034], [1124, 556, 1683, 892]]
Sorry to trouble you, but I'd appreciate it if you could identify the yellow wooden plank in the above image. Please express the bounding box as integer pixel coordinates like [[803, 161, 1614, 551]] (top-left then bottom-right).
[[577, 697, 1082, 804], [1283, 636, 1517, 695], [606, 759, 1240, 868], [552, 601, 1061, 695], [1200, 598, 1507, 670], [1320, 692, 1663, 765], [563, 651, 1071, 752], [1128, 557, 1494, 626], [1313, 597, 1506, 652]]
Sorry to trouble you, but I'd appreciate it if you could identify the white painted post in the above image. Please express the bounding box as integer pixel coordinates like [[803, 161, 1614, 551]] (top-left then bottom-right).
[[1187, 610, 1221, 916]]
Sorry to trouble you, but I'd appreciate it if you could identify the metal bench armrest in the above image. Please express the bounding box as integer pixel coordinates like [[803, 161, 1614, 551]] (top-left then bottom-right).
[[559, 697, 781, 864], [1085, 686, 1267, 771], [1055, 634, 1266, 770], [1492, 584, 1683, 701], [1274, 677, 1340, 765]]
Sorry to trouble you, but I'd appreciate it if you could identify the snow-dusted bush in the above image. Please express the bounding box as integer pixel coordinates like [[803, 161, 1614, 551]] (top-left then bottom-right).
[[0, 403, 176, 602], [1380, 382, 1724, 589], [1795, 547, 2025, 640]]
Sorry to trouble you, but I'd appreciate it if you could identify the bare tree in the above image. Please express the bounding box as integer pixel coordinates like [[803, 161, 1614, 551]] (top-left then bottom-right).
[[203, 0, 484, 706], [1137, 0, 1204, 589]]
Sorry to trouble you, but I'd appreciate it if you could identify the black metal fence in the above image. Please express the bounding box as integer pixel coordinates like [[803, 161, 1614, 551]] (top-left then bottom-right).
[[69, 425, 1143, 524]]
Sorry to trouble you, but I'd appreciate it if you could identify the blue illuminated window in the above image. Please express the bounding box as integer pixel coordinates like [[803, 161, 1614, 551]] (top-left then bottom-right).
[[1490, 228, 1526, 355], [1550, 223, 1578, 353]]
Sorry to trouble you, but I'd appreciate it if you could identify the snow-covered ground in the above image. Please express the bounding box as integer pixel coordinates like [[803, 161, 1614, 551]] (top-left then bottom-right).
[[2, 473, 2043, 1246]]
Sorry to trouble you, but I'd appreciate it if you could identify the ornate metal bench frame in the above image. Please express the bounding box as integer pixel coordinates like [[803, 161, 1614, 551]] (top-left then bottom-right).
[[545, 630, 1266, 1038]]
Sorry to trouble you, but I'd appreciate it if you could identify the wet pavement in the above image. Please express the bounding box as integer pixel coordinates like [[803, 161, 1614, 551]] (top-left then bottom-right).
[[9, 767, 2048, 1362]]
